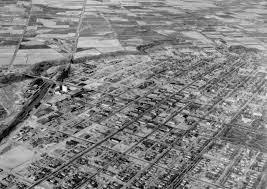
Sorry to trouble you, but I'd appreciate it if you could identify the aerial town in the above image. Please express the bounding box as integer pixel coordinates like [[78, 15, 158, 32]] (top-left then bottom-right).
[[0, 0, 266, 189]]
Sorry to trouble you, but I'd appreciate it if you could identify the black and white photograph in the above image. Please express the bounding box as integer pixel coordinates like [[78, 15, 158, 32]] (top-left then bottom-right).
[[0, 0, 266, 188]]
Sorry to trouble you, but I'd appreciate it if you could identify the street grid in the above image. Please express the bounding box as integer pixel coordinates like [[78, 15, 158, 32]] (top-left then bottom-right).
[[0, 0, 266, 189]]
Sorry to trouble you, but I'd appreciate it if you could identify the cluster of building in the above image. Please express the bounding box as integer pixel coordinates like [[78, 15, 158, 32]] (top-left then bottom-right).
[[0, 169, 29, 189], [0, 41, 266, 189]]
